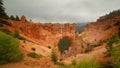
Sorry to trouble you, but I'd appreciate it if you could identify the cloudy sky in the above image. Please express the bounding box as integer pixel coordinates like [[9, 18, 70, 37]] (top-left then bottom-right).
[[3, 0, 120, 23]]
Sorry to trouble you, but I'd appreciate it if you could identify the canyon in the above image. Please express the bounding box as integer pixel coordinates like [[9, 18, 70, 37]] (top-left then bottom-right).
[[1, 13, 120, 68], [4, 16, 76, 57], [4, 15, 120, 58]]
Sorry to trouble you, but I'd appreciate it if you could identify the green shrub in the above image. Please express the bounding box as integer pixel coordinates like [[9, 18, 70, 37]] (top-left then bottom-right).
[[0, 31, 23, 64], [71, 59, 77, 65], [103, 9, 120, 21], [0, 28, 26, 40], [17, 36, 26, 40], [14, 30, 26, 40], [51, 49, 58, 63], [111, 41, 120, 68], [65, 58, 99, 68], [106, 33, 119, 56], [99, 62, 113, 68], [15, 15, 20, 21], [0, 27, 13, 36], [58, 37, 71, 54], [105, 32, 120, 68], [85, 45, 94, 53], [0, 23, 3, 27], [14, 30, 19, 38], [27, 52, 42, 59], [56, 62, 65, 68], [114, 20, 120, 26], [74, 58, 99, 68]]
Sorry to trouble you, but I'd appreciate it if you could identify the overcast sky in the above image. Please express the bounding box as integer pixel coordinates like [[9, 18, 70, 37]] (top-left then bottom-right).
[[3, 0, 120, 23]]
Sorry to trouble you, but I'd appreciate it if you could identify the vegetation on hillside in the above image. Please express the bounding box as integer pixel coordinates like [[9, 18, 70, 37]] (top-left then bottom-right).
[[14, 30, 26, 40], [0, 0, 9, 19], [106, 33, 119, 56], [0, 19, 12, 26], [58, 37, 71, 54], [0, 0, 120, 67], [51, 49, 58, 63], [27, 52, 42, 59], [58, 58, 99, 68], [84, 44, 94, 53], [0, 31, 23, 64], [0, 27, 12, 35], [0, 27, 26, 40], [111, 41, 120, 68], [105, 31, 120, 68], [103, 9, 120, 21], [15, 15, 20, 21], [10, 15, 20, 21], [69, 58, 99, 68]]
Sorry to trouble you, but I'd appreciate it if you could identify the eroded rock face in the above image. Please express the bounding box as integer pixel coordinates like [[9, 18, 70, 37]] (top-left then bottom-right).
[[4, 18, 76, 56], [74, 16, 120, 55], [21, 15, 27, 22], [84, 16, 120, 44]]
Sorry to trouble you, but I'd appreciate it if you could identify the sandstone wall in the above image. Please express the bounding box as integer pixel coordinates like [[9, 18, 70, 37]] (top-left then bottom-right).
[[4, 19, 76, 56], [84, 16, 120, 44]]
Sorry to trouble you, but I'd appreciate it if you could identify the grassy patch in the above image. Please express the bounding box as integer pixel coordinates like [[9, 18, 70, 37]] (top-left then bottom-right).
[[27, 52, 42, 59], [104, 32, 120, 68], [106, 33, 119, 56], [0, 31, 23, 64], [56, 62, 66, 68], [62, 58, 99, 68], [111, 41, 120, 68]]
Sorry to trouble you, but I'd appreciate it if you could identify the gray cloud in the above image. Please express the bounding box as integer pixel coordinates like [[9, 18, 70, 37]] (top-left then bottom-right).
[[3, 0, 120, 23]]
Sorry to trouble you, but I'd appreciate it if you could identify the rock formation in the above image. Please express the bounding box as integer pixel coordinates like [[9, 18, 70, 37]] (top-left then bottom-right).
[[4, 16, 76, 56], [4, 15, 120, 59], [85, 16, 120, 44], [73, 16, 120, 56], [20, 15, 27, 22]]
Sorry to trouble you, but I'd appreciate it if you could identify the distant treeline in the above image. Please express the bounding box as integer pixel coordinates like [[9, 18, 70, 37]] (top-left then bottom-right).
[[103, 9, 120, 21]]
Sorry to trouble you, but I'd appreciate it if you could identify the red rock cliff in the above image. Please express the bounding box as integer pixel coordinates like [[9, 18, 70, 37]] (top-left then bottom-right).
[[4, 17, 76, 51], [84, 16, 120, 44]]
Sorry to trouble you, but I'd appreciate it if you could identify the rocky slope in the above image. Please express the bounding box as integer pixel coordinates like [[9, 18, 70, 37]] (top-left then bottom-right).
[[71, 16, 120, 63], [4, 16, 76, 56], [84, 16, 120, 44], [63, 15, 120, 64]]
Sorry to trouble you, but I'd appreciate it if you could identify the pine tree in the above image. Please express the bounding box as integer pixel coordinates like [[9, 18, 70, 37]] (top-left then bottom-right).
[[15, 15, 20, 21], [0, 0, 8, 19], [29, 19, 32, 22], [51, 49, 58, 63], [118, 27, 120, 39], [10, 15, 15, 20]]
